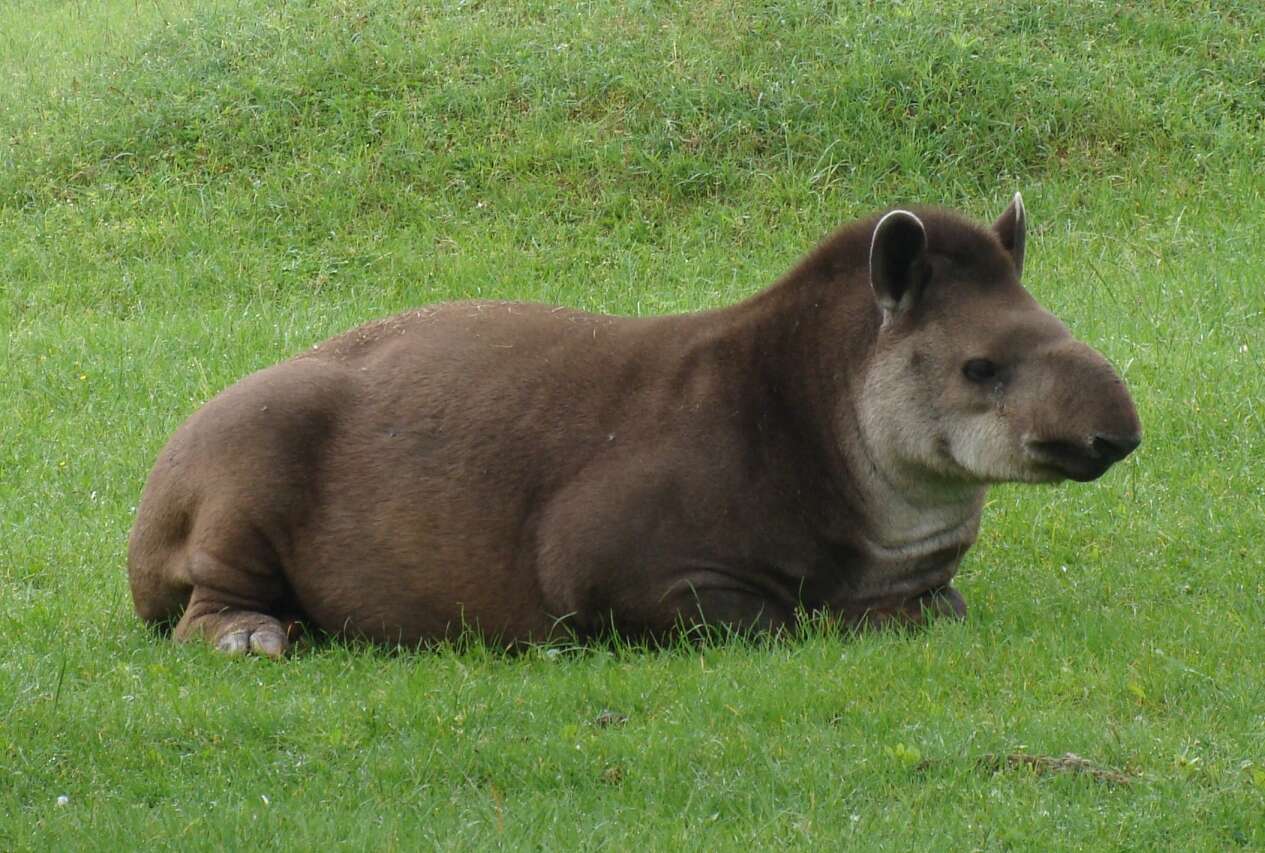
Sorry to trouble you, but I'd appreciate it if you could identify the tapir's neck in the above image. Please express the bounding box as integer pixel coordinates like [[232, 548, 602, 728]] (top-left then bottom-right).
[[707, 267, 873, 498], [705, 234, 891, 499], [689, 238, 988, 596]]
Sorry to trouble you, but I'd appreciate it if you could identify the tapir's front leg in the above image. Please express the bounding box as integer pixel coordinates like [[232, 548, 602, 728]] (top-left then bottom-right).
[[535, 486, 796, 641], [535, 439, 842, 641], [616, 574, 796, 640]]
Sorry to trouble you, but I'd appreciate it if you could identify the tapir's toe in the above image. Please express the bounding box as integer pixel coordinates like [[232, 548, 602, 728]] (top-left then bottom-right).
[[249, 626, 289, 658], [215, 622, 289, 659], [181, 608, 292, 659]]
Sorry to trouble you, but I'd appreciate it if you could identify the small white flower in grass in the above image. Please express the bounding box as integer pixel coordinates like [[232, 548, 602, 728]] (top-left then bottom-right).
[[56, 795, 69, 807], [260, 794, 270, 806]]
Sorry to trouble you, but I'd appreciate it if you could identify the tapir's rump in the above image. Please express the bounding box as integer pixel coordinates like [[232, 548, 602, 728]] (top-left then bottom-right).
[[128, 195, 1140, 656]]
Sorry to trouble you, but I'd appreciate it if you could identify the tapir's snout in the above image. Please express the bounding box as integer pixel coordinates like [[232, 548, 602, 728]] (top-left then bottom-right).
[[1027, 431, 1140, 482], [1092, 432, 1142, 464], [1021, 340, 1141, 482]]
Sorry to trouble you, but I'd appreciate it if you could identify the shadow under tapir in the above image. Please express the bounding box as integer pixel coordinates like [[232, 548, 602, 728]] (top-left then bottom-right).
[[128, 194, 1141, 656]]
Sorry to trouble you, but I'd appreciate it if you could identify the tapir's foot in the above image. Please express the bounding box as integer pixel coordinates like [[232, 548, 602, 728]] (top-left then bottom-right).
[[905, 585, 967, 623], [174, 604, 292, 659], [168, 551, 302, 658], [847, 585, 967, 631]]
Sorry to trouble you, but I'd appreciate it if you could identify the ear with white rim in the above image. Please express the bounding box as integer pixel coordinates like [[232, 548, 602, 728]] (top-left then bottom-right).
[[992, 192, 1026, 278], [869, 209, 928, 318]]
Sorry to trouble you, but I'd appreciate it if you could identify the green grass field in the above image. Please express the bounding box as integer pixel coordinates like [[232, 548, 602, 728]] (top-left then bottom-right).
[[3, 0, 1264, 847]]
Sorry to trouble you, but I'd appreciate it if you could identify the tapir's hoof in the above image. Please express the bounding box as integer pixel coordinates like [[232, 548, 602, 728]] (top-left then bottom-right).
[[214, 620, 290, 659]]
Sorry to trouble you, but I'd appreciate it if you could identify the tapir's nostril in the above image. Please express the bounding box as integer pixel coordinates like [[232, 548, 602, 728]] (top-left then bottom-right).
[[1091, 433, 1141, 463]]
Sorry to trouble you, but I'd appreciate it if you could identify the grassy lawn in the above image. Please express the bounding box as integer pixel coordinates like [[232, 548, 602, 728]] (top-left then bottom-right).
[[3, 0, 1264, 847]]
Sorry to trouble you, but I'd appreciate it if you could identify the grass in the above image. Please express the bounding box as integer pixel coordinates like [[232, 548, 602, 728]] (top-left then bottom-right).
[[3, 0, 1265, 847]]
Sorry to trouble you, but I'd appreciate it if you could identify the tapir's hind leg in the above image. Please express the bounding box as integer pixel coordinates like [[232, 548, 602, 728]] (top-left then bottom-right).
[[171, 548, 294, 659]]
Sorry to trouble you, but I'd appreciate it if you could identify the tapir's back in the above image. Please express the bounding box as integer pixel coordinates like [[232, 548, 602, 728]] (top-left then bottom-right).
[[302, 301, 703, 497]]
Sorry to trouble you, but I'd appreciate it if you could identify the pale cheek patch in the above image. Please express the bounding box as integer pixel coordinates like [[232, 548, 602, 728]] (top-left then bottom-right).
[[858, 351, 940, 462], [946, 415, 1028, 483]]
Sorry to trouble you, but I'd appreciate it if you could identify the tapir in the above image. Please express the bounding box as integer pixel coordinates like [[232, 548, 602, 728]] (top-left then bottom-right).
[[128, 194, 1141, 657]]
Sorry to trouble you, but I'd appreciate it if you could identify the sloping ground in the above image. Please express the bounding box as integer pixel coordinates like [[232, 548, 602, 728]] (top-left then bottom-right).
[[2, 1, 1263, 847]]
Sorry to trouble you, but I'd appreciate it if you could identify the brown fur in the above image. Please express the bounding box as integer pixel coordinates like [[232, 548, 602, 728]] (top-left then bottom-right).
[[128, 198, 1141, 655]]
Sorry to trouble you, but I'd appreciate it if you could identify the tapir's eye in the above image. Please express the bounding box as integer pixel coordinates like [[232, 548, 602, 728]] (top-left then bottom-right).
[[962, 358, 999, 383]]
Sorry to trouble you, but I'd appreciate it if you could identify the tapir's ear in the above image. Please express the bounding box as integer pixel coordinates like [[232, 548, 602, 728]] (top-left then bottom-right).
[[869, 209, 927, 317], [993, 192, 1026, 278]]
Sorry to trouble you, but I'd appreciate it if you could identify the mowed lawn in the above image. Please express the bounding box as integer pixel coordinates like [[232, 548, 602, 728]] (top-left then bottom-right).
[[3, 0, 1264, 848]]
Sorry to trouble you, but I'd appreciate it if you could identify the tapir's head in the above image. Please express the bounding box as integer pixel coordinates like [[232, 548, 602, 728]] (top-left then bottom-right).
[[857, 194, 1141, 486]]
